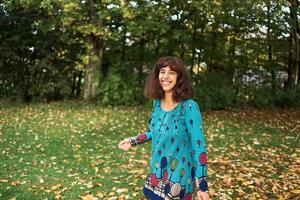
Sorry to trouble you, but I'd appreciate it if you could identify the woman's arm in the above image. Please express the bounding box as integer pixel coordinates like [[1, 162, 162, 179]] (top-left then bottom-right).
[[118, 100, 156, 150], [185, 100, 209, 199]]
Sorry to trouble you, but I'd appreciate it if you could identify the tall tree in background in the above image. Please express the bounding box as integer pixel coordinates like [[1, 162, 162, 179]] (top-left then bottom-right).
[[61, 0, 106, 100], [82, 0, 105, 100], [287, 0, 299, 87], [1, 0, 299, 107]]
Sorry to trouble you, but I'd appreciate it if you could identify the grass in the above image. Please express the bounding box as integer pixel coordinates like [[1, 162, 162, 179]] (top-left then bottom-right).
[[0, 101, 299, 200]]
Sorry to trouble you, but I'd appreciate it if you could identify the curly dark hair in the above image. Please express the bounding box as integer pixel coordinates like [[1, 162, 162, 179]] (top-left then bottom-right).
[[144, 56, 194, 102]]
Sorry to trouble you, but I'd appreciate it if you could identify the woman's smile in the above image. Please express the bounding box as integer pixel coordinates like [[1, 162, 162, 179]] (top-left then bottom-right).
[[159, 66, 177, 92]]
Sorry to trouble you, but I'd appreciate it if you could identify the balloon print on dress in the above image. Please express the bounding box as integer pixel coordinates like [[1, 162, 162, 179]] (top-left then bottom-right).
[[199, 152, 207, 165], [171, 138, 174, 144], [162, 169, 168, 183], [158, 150, 162, 156], [197, 139, 201, 147], [191, 167, 195, 178], [182, 157, 185, 164], [160, 156, 167, 169], [190, 119, 193, 126], [170, 158, 178, 170], [150, 173, 158, 187], [179, 168, 185, 183], [174, 147, 180, 157], [169, 158, 178, 180], [160, 156, 168, 183], [180, 168, 185, 177], [170, 183, 181, 197]]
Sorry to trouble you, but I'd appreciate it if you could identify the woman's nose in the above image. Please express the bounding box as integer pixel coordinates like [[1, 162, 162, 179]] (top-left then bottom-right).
[[163, 72, 170, 78]]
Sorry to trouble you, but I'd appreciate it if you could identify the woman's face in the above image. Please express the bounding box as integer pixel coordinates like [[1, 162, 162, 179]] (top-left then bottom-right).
[[158, 66, 178, 93]]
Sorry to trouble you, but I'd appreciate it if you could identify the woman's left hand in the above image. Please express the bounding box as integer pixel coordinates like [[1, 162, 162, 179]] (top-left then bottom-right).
[[197, 191, 210, 200]]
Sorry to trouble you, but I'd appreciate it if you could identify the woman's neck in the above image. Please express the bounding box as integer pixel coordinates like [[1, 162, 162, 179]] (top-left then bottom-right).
[[162, 91, 176, 105]]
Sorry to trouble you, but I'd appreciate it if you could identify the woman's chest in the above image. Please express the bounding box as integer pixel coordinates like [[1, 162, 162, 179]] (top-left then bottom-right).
[[150, 110, 188, 139]]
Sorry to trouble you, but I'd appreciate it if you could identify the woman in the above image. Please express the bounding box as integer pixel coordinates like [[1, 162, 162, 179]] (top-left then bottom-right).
[[118, 56, 209, 200]]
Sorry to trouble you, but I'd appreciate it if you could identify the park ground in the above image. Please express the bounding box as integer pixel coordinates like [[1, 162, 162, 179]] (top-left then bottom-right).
[[0, 101, 299, 200]]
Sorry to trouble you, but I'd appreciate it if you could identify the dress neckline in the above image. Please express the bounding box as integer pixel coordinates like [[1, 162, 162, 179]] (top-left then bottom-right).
[[158, 99, 181, 113]]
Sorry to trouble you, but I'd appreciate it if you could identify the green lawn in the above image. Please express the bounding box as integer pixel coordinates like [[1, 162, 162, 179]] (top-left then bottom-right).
[[0, 101, 299, 200]]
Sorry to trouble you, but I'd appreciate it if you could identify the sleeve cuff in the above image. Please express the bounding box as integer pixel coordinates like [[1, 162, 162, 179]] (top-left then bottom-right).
[[129, 137, 138, 147], [195, 177, 208, 192]]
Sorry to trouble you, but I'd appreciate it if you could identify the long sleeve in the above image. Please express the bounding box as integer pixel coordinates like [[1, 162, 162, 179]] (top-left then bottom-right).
[[185, 99, 208, 192], [129, 100, 156, 146]]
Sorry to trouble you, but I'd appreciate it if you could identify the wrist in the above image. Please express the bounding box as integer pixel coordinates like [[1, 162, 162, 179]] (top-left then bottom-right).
[[128, 137, 137, 147]]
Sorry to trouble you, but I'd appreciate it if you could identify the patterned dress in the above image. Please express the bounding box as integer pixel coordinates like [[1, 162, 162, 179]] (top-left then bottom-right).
[[129, 99, 208, 200]]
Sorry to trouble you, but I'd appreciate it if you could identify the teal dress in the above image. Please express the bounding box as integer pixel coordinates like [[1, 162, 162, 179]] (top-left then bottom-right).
[[129, 99, 208, 200]]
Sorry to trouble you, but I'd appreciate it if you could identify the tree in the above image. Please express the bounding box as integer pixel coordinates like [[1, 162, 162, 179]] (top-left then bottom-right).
[[287, 0, 299, 87]]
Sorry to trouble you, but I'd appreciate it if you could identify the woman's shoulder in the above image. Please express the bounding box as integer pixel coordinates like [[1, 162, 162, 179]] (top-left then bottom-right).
[[183, 98, 198, 106], [183, 98, 201, 112]]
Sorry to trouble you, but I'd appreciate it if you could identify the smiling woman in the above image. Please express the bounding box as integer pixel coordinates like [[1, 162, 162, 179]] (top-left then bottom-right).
[[118, 56, 210, 200], [159, 67, 178, 94]]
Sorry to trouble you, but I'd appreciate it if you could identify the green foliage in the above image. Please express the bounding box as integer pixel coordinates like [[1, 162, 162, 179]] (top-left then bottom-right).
[[99, 64, 145, 106], [274, 86, 300, 108], [194, 72, 237, 111], [247, 85, 300, 108], [0, 2, 83, 102], [0, 0, 298, 108]]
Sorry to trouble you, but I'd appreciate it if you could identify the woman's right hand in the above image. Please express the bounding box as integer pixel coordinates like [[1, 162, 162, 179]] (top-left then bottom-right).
[[118, 138, 132, 151]]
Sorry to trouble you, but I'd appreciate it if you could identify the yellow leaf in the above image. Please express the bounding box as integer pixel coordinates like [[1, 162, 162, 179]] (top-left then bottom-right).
[[82, 194, 98, 200], [96, 191, 104, 198], [11, 181, 21, 186], [51, 184, 62, 190], [291, 189, 300, 194]]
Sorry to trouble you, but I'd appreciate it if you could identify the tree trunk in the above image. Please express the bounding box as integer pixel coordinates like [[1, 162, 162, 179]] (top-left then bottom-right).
[[121, 25, 127, 62], [228, 34, 238, 95], [266, 1, 276, 90], [287, 0, 299, 88], [76, 71, 83, 97], [83, 35, 103, 100], [138, 33, 145, 85], [82, 0, 104, 100], [155, 37, 160, 57], [190, 20, 197, 75], [208, 32, 217, 72]]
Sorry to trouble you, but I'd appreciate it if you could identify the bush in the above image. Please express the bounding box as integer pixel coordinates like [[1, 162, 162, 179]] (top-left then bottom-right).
[[274, 85, 300, 108], [193, 72, 237, 111], [99, 64, 145, 106], [246, 84, 300, 108]]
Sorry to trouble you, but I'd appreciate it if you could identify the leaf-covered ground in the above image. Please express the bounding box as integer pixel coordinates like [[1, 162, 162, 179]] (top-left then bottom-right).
[[0, 101, 299, 200]]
